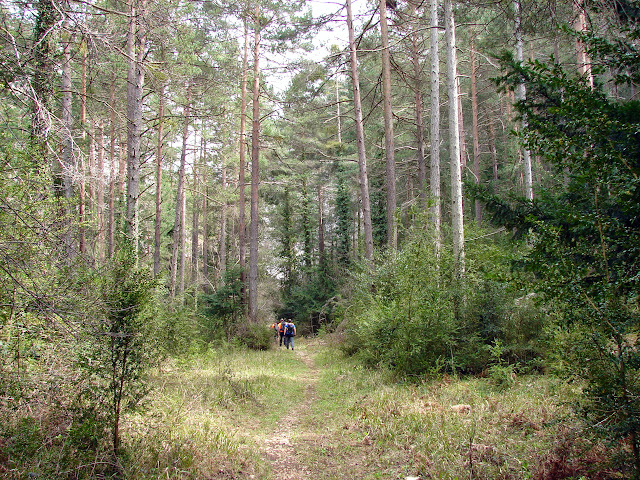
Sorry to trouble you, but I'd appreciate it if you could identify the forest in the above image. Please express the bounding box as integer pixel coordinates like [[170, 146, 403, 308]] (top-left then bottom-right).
[[1, 0, 639, 478]]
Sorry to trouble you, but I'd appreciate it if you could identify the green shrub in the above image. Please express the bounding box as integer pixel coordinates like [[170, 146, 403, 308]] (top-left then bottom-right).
[[78, 245, 157, 455], [6, 417, 43, 460], [341, 226, 548, 377], [237, 324, 273, 351], [200, 266, 244, 342]]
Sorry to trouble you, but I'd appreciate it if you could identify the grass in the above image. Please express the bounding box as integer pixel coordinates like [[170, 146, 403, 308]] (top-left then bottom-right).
[[0, 336, 622, 479]]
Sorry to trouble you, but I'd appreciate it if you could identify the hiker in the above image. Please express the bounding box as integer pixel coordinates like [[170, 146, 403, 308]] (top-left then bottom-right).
[[284, 320, 296, 350], [271, 320, 278, 342], [278, 319, 286, 347]]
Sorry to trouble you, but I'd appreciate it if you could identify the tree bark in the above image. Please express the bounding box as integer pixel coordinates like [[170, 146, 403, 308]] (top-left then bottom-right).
[[487, 108, 499, 186], [409, 0, 426, 199], [61, 24, 75, 259], [318, 184, 325, 258], [108, 76, 117, 258], [445, 0, 465, 275], [239, 20, 249, 304], [202, 137, 209, 287], [218, 162, 227, 280], [191, 132, 200, 284], [126, 0, 146, 253], [79, 45, 87, 255], [429, 0, 442, 255], [154, 82, 165, 277], [170, 83, 191, 298], [574, 0, 593, 88], [470, 41, 482, 224], [514, 0, 533, 201], [61, 29, 73, 201], [88, 123, 95, 223], [346, 0, 374, 262], [97, 121, 105, 261], [31, 0, 58, 160], [379, 0, 397, 250], [248, 12, 261, 323], [458, 83, 467, 170]]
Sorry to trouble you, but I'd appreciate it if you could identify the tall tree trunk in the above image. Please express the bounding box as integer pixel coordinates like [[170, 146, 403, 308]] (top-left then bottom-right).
[[346, 0, 374, 262], [119, 138, 126, 200], [61, 25, 74, 259], [514, 0, 533, 200], [470, 41, 482, 224], [574, 0, 593, 88], [379, 0, 397, 249], [336, 77, 342, 144], [97, 121, 105, 261], [301, 177, 312, 270], [487, 108, 499, 186], [126, 0, 146, 253], [458, 84, 467, 170], [239, 20, 249, 304], [170, 83, 191, 298], [191, 133, 200, 284], [318, 184, 325, 258], [218, 162, 227, 281], [79, 45, 87, 255], [88, 123, 95, 224], [202, 137, 209, 287], [409, 0, 426, 199], [31, 0, 58, 160], [108, 76, 117, 258], [445, 0, 465, 275], [248, 12, 261, 323], [154, 82, 165, 277], [429, 0, 442, 255]]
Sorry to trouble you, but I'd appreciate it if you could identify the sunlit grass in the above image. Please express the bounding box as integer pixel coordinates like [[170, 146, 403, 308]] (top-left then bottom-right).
[[2, 337, 612, 479], [120, 343, 311, 479], [306, 339, 598, 480]]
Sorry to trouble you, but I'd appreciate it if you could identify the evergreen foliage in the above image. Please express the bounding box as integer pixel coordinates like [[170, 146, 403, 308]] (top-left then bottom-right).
[[87, 245, 157, 455], [200, 265, 245, 342], [335, 162, 353, 268], [341, 225, 546, 376], [471, 21, 640, 475]]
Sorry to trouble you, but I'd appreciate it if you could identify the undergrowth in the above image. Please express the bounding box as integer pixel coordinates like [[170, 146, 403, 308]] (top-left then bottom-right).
[[1, 337, 627, 479], [308, 338, 625, 480]]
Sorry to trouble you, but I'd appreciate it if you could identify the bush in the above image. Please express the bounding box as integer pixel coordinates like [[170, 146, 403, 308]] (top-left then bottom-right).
[[237, 324, 273, 351], [341, 226, 548, 377], [79, 245, 157, 455], [200, 266, 244, 342]]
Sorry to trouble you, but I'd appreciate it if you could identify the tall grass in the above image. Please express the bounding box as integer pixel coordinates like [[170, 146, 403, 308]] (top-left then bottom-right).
[[2, 338, 620, 479], [306, 339, 617, 480]]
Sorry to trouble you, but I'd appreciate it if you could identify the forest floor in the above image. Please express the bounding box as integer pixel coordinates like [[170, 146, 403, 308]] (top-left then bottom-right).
[[259, 345, 322, 480], [6, 336, 613, 479], [247, 338, 395, 480], [117, 335, 615, 480]]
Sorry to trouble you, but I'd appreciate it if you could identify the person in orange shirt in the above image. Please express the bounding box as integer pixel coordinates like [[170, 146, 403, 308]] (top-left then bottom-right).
[[278, 319, 286, 347]]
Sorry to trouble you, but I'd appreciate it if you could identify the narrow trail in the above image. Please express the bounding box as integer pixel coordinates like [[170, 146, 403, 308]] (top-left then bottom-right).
[[260, 344, 322, 480]]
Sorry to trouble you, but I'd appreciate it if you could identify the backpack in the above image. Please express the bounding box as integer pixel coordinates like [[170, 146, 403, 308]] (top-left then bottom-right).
[[285, 323, 295, 336], [278, 322, 285, 333]]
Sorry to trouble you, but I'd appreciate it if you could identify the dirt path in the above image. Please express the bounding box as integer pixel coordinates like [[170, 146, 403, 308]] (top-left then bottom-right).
[[260, 346, 321, 480]]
